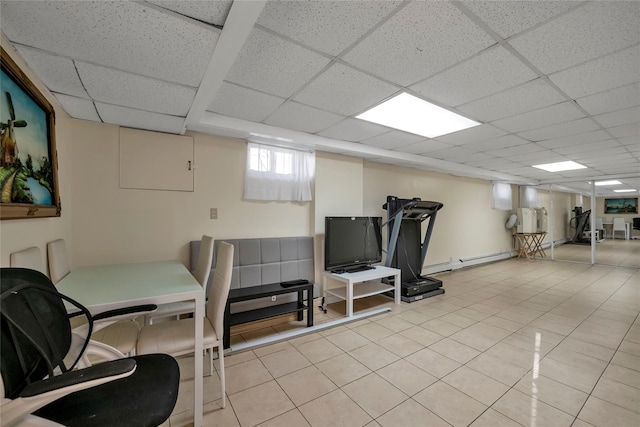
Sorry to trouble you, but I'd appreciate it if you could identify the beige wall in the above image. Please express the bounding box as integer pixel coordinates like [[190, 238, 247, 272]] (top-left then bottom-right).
[[362, 162, 514, 266]]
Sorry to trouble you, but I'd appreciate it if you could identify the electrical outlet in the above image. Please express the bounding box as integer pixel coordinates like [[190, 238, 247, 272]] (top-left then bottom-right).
[[210, 208, 218, 220], [271, 295, 277, 302]]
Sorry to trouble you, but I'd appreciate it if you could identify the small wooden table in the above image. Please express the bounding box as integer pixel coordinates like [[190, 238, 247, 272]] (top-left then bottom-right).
[[224, 281, 314, 349], [516, 232, 547, 260]]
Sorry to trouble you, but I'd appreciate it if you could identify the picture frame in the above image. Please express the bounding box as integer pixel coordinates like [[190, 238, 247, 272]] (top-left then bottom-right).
[[604, 197, 638, 214], [1, 46, 60, 220]]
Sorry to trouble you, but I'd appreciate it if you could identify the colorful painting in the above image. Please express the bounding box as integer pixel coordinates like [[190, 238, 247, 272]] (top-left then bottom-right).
[[1, 47, 60, 219], [604, 198, 638, 214]]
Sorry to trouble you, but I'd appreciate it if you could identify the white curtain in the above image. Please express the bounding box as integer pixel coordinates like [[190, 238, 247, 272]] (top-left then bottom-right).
[[244, 142, 315, 201], [492, 182, 512, 211], [521, 187, 539, 208]]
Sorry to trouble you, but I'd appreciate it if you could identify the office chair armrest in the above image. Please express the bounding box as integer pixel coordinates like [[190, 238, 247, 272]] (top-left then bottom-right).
[[2, 360, 136, 427], [20, 359, 136, 397], [93, 304, 157, 322]]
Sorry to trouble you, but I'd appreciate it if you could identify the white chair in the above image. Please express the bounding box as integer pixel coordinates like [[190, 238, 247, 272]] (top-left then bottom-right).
[[146, 235, 214, 324], [46, 239, 70, 284], [595, 217, 605, 239], [612, 217, 627, 240], [10, 246, 47, 274], [45, 239, 141, 361], [137, 241, 234, 408]]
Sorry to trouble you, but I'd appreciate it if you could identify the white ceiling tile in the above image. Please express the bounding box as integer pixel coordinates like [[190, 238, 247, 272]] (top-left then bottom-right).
[[224, 27, 331, 98], [461, 0, 577, 39], [508, 1, 640, 74], [609, 123, 640, 139], [411, 46, 537, 106], [264, 101, 344, 134], [361, 131, 426, 150], [434, 124, 506, 146], [535, 130, 611, 149], [491, 102, 585, 134], [465, 135, 530, 152], [257, 0, 402, 56], [554, 140, 624, 155], [147, 0, 232, 26], [318, 118, 390, 142], [502, 150, 566, 163], [394, 140, 454, 154], [593, 106, 640, 129], [463, 157, 515, 169], [96, 103, 184, 134], [426, 146, 482, 162], [0, 1, 219, 86], [342, 1, 495, 86], [14, 46, 88, 99], [549, 45, 640, 99], [576, 83, 640, 116], [207, 82, 284, 123], [76, 62, 195, 116], [457, 79, 565, 122], [568, 147, 630, 160], [517, 118, 600, 142], [486, 143, 546, 158], [294, 63, 398, 116], [619, 135, 640, 147], [54, 93, 100, 122]]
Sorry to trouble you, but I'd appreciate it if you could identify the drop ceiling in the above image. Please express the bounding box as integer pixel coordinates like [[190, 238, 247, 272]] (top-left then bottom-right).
[[1, 0, 638, 196]]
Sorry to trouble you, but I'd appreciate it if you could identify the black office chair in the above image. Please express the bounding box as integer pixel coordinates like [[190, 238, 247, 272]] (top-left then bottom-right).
[[1, 268, 180, 427], [632, 217, 640, 239]]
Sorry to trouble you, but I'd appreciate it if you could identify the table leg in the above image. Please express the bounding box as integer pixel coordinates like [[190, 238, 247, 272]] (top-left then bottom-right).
[[394, 272, 401, 305], [307, 285, 313, 327], [194, 293, 204, 427], [346, 281, 353, 317], [297, 290, 304, 321]]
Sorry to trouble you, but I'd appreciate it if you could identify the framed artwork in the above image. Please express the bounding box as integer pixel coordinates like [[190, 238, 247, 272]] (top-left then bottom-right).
[[604, 198, 638, 214], [1, 46, 60, 219]]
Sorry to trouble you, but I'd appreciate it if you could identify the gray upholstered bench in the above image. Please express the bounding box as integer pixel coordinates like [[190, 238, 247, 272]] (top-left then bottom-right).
[[190, 237, 316, 348]]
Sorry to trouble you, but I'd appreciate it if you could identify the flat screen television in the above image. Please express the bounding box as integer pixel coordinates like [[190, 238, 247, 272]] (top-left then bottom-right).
[[324, 216, 382, 272]]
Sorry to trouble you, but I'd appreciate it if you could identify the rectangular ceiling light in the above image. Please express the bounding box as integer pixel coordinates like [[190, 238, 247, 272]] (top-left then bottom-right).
[[613, 189, 637, 193], [532, 160, 587, 172], [356, 92, 480, 138], [594, 180, 621, 186]]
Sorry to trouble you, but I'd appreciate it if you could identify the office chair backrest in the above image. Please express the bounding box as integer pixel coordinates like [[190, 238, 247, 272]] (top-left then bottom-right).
[[0, 268, 90, 399], [206, 241, 234, 337], [47, 239, 70, 285]]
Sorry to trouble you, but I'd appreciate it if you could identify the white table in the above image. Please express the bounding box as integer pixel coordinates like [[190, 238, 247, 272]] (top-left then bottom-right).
[[56, 260, 205, 427], [322, 266, 401, 317]]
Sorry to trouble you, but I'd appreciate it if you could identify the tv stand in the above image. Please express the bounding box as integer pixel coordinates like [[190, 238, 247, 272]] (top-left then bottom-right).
[[322, 266, 400, 317]]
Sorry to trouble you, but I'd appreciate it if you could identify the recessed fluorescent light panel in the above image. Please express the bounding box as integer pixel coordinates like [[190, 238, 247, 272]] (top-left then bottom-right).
[[356, 92, 480, 138], [532, 161, 587, 172], [614, 189, 637, 193], [594, 180, 621, 186]]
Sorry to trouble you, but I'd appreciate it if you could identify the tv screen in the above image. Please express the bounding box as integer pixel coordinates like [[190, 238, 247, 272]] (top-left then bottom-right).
[[324, 216, 382, 271]]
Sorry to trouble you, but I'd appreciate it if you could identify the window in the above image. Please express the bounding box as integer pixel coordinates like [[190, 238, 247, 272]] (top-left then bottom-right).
[[521, 187, 538, 208], [244, 142, 315, 201], [492, 182, 512, 211]]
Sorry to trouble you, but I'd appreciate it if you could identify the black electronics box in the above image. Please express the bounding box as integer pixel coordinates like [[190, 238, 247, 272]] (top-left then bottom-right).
[[401, 277, 443, 297]]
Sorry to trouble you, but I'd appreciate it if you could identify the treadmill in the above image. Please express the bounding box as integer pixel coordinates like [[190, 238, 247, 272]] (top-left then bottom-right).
[[382, 196, 445, 302]]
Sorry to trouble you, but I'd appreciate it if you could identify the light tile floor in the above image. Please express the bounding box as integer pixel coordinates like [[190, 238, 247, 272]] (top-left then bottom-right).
[[167, 258, 640, 427]]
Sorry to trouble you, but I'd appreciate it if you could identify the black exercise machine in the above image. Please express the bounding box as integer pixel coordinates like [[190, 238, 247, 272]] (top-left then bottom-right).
[[382, 196, 444, 302]]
